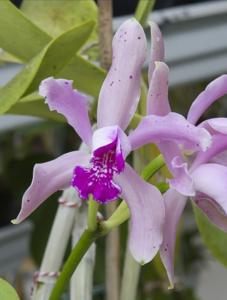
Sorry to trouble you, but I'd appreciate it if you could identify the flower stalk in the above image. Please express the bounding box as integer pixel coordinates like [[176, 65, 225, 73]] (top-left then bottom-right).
[[70, 204, 96, 300], [49, 229, 96, 300], [87, 195, 99, 232]]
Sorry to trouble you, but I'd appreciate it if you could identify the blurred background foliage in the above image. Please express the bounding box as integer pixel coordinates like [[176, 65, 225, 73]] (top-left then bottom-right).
[[0, 0, 227, 299]]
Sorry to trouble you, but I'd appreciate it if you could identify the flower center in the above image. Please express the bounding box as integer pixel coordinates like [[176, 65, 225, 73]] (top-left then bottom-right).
[[72, 145, 124, 204]]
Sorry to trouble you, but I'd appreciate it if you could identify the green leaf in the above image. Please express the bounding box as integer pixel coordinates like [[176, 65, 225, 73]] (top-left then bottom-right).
[[19, 55, 106, 100], [0, 278, 20, 300], [0, 0, 50, 62], [193, 203, 227, 267], [135, 0, 155, 27], [8, 100, 65, 123], [26, 22, 95, 93], [59, 54, 106, 98], [21, 0, 98, 37], [0, 21, 95, 114], [7, 55, 105, 121]]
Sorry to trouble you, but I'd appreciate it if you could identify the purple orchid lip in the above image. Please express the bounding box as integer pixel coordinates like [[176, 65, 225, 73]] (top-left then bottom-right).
[[72, 133, 124, 204]]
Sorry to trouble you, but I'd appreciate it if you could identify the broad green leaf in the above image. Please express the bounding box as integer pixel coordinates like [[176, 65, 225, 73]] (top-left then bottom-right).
[[26, 21, 95, 93], [20, 92, 42, 103], [0, 51, 22, 64], [19, 55, 106, 101], [193, 203, 227, 267], [0, 21, 95, 114], [59, 55, 106, 98], [0, 0, 50, 62], [0, 278, 20, 300], [8, 55, 105, 121], [9, 100, 64, 123], [135, 0, 155, 27], [21, 0, 97, 37]]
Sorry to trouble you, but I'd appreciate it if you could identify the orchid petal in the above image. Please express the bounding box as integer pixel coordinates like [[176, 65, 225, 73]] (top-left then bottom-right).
[[169, 156, 195, 196], [92, 126, 131, 159], [147, 62, 171, 116], [200, 118, 227, 135], [115, 163, 165, 264], [148, 22, 165, 81], [97, 19, 147, 130], [129, 112, 212, 152], [14, 151, 90, 223], [187, 75, 227, 124], [160, 189, 187, 288], [193, 194, 227, 232], [191, 134, 227, 170], [191, 163, 227, 215], [39, 77, 92, 146], [211, 151, 227, 167]]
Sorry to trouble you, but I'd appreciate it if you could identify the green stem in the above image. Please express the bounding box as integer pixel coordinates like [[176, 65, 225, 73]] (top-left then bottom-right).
[[141, 154, 165, 181], [129, 112, 142, 129], [100, 201, 129, 234], [135, 0, 156, 27], [87, 195, 99, 231], [49, 229, 96, 300]]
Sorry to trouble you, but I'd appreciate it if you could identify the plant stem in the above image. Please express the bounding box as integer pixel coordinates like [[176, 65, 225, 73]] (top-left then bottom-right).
[[100, 201, 129, 234], [105, 203, 120, 300], [120, 249, 141, 300], [98, 0, 113, 69], [70, 205, 96, 300], [141, 154, 165, 181], [135, 0, 156, 27], [49, 229, 96, 300], [87, 195, 99, 232]]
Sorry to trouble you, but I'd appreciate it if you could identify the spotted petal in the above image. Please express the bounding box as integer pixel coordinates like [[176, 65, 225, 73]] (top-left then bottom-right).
[[39, 77, 92, 146], [148, 22, 165, 81], [97, 19, 147, 130], [116, 164, 165, 264], [160, 189, 187, 288], [129, 112, 212, 152], [13, 151, 90, 223], [187, 75, 227, 125], [147, 62, 170, 116]]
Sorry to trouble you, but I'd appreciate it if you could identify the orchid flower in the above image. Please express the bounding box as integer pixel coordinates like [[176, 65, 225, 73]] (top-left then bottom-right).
[[147, 22, 227, 287], [13, 19, 211, 265]]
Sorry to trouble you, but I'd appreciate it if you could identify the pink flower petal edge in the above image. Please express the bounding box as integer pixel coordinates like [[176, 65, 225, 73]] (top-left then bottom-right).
[[39, 77, 92, 147], [116, 163, 165, 264], [13, 151, 90, 224], [97, 18, 147, 130]]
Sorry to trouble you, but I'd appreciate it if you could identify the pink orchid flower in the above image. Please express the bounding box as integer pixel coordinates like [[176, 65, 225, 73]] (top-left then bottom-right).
[[14, 19, 211, 265], [147, 22, 227, 287]]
